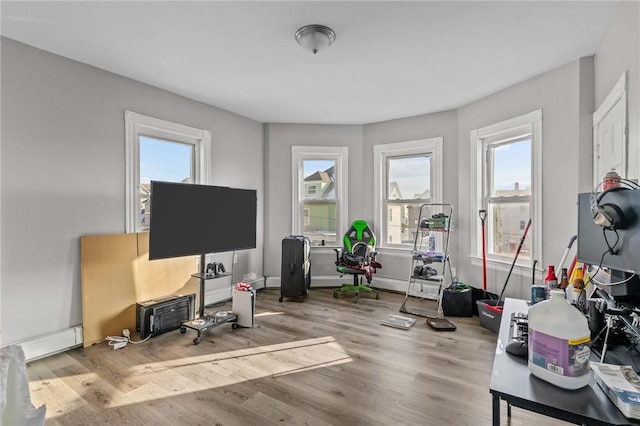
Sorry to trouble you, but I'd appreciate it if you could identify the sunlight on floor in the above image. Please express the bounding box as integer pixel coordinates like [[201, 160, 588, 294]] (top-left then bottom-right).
[[254, 311, 285, 317], [30, 336, 352, 416]]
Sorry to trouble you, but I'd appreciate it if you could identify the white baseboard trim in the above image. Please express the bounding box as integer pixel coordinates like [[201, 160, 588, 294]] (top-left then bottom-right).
[[8, 326, 84, 362], [366, 276, 409, 293], [265, 275, 341, 288], [265, 275, 408, 293], [7, 279, 267, 362]]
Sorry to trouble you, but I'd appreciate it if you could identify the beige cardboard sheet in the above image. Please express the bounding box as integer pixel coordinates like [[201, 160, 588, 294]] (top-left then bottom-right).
[[80, 233, 198, 347]]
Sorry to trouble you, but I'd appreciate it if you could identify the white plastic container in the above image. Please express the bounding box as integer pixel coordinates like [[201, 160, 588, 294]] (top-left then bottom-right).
[[528, 289, 592, 389]]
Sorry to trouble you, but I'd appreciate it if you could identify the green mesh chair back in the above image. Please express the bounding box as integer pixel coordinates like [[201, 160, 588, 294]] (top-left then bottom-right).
[[343, 220, 376, 258]]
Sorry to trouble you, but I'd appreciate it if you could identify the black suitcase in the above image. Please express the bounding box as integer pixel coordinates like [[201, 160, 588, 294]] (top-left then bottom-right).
[[280, 236, 311, 302]]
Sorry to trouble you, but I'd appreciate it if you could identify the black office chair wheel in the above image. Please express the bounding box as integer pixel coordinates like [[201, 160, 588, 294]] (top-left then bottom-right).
[[180, 327, 186, 334], [353, 296, 359, 303], [193, 337, 202, 345], [376, 293, 380, 300], [232, 323, 239, 329], [333, 292, 338, 298], [279, 296, 283, 302]]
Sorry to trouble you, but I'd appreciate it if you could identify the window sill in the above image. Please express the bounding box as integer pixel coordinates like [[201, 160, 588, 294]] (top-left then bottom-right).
[[310, 246, 341, 255], [469, 255, 540, 277]]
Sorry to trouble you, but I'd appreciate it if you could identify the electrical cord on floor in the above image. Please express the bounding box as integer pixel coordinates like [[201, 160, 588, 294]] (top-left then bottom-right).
[[106, 329, 151, 349]]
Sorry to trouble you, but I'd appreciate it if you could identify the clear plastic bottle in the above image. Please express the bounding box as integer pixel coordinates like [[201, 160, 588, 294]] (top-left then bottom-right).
[[528, 289, 592, 389], [428, 232, 436, 252]]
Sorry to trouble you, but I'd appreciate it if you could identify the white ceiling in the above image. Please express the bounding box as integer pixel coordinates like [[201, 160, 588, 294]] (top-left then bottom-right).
[[1, 1, 618, 125]]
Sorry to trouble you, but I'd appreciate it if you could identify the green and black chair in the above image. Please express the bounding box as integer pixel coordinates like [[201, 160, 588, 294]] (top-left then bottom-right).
[[334, 220, 382, 302]]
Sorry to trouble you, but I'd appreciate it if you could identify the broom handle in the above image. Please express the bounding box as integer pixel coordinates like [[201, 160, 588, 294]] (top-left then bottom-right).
[[479, 210, 487, 291], [497, 218, 532, 305]]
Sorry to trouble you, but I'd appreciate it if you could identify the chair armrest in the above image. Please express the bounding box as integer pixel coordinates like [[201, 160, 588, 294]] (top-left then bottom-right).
[[334, 248, 342, 263]]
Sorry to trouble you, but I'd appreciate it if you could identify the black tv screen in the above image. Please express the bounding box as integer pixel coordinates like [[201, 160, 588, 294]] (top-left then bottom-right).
[[149, 181, 257, 260], [577, 189, 640, 275]]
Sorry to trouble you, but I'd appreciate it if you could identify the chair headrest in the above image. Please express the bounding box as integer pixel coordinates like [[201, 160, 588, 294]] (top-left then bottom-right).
[[343, 220, 376, 253]]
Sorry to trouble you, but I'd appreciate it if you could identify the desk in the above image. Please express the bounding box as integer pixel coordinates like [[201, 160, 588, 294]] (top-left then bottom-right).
[[489, 298, 640, 426]]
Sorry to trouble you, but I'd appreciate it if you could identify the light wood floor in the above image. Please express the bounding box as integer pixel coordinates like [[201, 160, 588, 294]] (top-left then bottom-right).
[[27, 288, 569, 425]]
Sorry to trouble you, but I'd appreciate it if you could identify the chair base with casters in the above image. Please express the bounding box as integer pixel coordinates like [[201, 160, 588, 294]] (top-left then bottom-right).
[[333, 257, 381, 302], [333, 273, 380, 303]]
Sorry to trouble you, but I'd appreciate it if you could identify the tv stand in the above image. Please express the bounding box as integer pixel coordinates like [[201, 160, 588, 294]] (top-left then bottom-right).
[[181, 312, 238, 345], [182, 253, 237, 344]]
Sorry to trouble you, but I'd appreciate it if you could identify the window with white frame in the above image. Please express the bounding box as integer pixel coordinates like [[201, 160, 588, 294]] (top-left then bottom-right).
[[125, 111, 211, 233], [374, 137, 443, 248], [292, 146, 348, 246], [471, 110, 542, 268]]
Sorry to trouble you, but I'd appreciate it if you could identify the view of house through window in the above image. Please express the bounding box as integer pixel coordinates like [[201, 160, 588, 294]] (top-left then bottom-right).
[[471, 109, 541, 267], [138, 136, 195, 231], [374, 137, 443, 248], [303, 159, 337, 244], [486, 138, 531, 259], [125, 110, 211, 233], [386, 155, 431, 245]]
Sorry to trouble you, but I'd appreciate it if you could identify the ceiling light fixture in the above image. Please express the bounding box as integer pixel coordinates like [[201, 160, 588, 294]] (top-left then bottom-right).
[[295, 24, 336, 55]]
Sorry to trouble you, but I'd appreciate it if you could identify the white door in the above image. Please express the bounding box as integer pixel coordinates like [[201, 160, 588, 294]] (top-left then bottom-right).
[[593, 72, 627, 186]]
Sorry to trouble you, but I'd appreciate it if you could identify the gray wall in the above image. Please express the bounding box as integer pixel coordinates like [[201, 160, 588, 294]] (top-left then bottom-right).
[[456, 58, 594, 299], [362, 111, 459, 282], [595, 0, 639, 179], [2, 1, 637, 344], [263, 123, 363, 279], [1, 38, 264, 344]]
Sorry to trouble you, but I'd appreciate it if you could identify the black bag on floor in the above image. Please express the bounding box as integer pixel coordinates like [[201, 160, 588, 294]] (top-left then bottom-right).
[[471, 287, 499, 316], [442, 283, 473, 317]]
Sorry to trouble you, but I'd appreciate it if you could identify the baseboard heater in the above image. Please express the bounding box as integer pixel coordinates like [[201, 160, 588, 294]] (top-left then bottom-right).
[[136, 293, 196, 339]]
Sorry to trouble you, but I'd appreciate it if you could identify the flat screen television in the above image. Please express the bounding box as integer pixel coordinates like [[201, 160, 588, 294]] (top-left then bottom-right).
[[577, 189, 640, 274], [148, 181, 257, 260], [577, 189, 640, 298]]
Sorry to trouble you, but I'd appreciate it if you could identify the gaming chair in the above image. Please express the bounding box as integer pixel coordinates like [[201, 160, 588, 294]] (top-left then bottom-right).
[[334, 220, 382, 302]]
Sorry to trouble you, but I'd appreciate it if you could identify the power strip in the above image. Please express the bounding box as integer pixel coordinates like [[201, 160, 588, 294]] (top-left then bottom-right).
[[112, 341, 127, 350], [106, 328, 150, 349], [106, 330, 129, 350]]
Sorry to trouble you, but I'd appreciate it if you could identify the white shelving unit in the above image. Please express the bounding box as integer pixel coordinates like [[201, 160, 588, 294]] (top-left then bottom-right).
[[400, 203, 454, 318]]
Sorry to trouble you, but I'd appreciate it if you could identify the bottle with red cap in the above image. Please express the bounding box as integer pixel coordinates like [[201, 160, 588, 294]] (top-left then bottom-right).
[[544, 265, 558, 299], [603, 170, 621, 191]]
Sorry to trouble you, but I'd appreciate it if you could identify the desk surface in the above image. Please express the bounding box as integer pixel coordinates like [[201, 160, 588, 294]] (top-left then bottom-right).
[[490, 298, 640, 426]]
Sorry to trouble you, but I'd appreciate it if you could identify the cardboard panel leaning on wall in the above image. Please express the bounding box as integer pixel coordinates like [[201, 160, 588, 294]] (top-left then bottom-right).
[[136, 233, 198, 302], [80, 233, 198, 347]]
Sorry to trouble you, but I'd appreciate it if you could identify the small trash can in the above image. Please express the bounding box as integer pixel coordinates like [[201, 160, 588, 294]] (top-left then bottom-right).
[[442, 282, 473, 317]]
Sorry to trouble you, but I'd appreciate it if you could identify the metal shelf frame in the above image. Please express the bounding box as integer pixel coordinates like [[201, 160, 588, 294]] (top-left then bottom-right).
[[400, 203, 454, 318]]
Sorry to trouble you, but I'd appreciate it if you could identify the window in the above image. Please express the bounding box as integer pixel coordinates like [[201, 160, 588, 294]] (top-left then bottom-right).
[[292, 146, 348, 246], [125, 111, 211, 233], [471, 110, 542, 270], [374, 137, 443, 248]]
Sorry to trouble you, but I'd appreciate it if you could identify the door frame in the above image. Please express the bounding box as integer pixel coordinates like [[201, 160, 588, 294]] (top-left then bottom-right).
[[593, 72, 628, 185]]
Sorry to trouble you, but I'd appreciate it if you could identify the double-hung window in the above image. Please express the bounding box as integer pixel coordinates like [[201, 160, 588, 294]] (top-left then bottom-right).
[[292, 146, 348, 246], [374, 137, 443, 248], [125, 111, 211, 233], [471, 110, 542, 269]]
